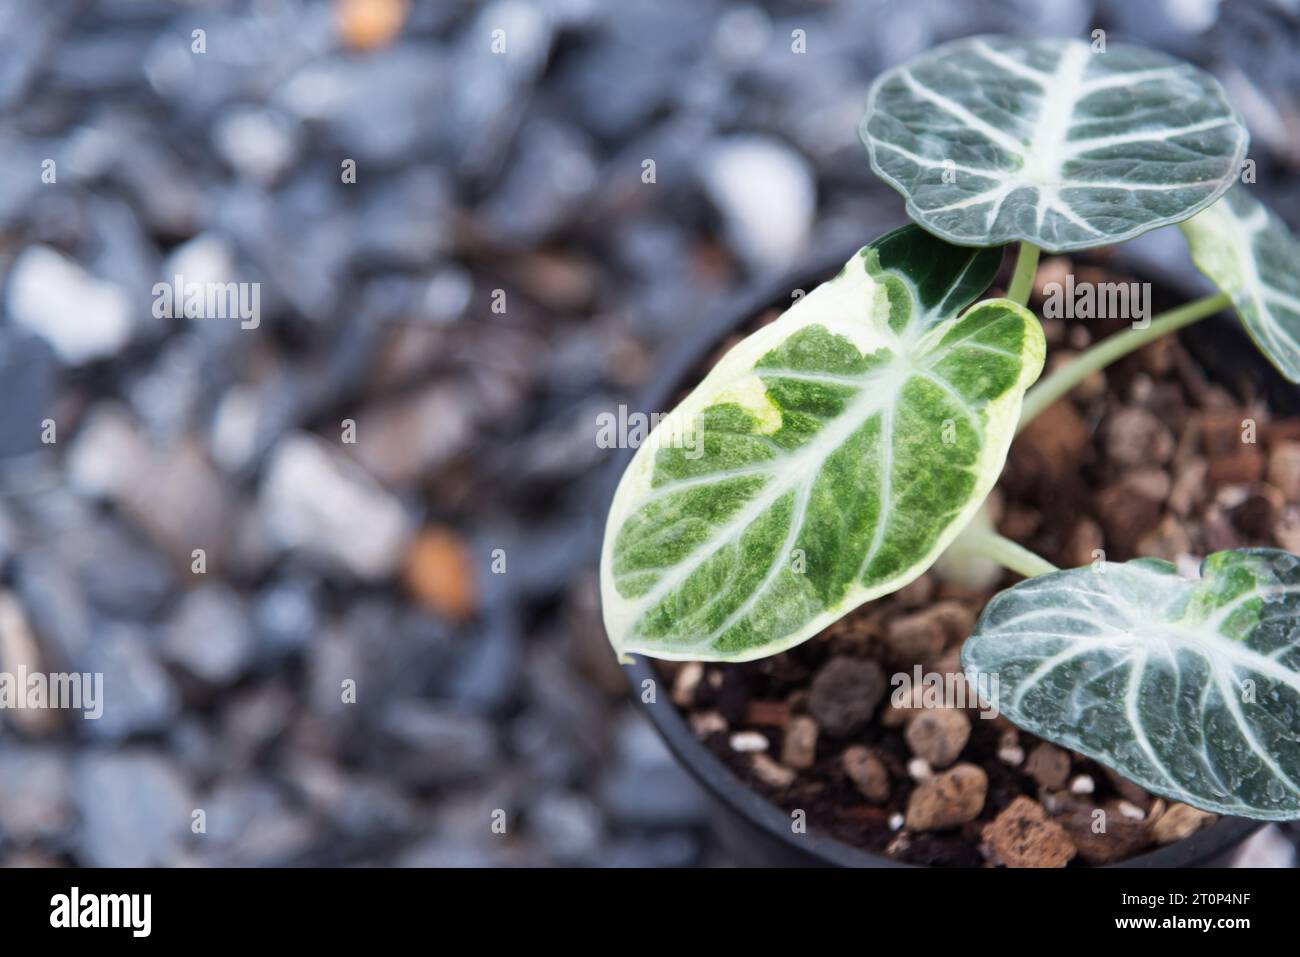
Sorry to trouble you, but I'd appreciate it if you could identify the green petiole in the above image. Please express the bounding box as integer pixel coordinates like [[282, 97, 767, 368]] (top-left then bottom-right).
[[1016, 290, 1232, 433], [1005, 241, 1040, 307]]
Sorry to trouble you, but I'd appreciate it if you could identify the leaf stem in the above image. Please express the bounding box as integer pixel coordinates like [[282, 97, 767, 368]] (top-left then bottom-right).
[[1016, 290, 1232, 434], [964, 527, 1059, 579], [1006, 241, 1040, 307]]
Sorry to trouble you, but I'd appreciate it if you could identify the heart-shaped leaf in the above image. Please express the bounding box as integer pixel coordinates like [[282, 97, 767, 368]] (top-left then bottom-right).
[[602, 226, 1044, 662], [1180, 187, 1300, 383], [861, 36, 1249, 252], [963, 550, 1300, 820]]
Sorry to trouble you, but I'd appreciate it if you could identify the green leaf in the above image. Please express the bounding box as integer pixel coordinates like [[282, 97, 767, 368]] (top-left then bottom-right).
[[860, 36, 1249, 252], [1180, 187, 1300, 383], [962, 549, 1300, 820], [601, 226, 1044, 662]]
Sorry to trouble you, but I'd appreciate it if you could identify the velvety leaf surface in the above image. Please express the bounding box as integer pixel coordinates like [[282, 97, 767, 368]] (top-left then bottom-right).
[[601, 226, 1044, 662], [1181, 186, 1300, 383], [861, 36, 1249, 252], [963, 550, 1300, 819]]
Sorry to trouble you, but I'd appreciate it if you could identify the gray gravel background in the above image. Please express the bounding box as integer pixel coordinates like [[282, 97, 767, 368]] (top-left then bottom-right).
[[0, 0, 1298, 867]]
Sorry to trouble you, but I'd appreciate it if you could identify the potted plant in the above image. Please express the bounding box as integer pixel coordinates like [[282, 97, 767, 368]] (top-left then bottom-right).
[[600, 36, 1300, 866]]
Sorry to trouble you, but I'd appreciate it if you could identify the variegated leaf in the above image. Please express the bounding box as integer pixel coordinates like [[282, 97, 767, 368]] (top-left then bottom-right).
[[601, 226, 1044, 662]]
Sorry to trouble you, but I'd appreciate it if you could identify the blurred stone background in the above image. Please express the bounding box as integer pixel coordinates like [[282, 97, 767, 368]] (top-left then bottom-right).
[[0, 0, 1298, 867]]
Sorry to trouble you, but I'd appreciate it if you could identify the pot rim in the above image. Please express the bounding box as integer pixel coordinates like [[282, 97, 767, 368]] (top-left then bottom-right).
[[605, 238, 1269, 867]]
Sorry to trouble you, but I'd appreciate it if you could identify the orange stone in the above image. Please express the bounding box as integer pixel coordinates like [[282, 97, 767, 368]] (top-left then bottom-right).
[[336, 0, 408, 52], [404, 526, 476, 621]]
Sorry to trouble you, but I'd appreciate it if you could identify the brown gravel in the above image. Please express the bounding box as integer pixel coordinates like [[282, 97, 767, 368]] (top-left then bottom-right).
[[1024, 743, 1071, 790], [1058, 800, 1152, 865], [842, 745, 891, 803], [904, 708, 971, 769], [1153, 803, 1218, 844], [906, 764, 988, 831], [983, 797, 1077, 868], [781, 715, 819, 770]]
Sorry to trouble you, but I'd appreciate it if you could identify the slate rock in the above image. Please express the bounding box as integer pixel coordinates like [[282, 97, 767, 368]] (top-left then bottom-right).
[[0, 747, 73, 841], [0, 333, 56, 459], [80, 622, 180, 740], [809, 656, 886, 736], [162, 585, 256, 685], [75, 751, 192, 867]]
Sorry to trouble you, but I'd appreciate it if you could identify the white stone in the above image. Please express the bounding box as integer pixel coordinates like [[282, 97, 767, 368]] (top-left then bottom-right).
[[907, 757, 933, 781], [212, 106, 300, 184], [1117, 800, 1146, 821], [997, 745, 1026, 766], [259, 432, 414, 581], [210, 385, 261, 473], [424, 266, 473, 324], [728, 731, 769, 753], [698, 135, 814, 273], [163, 233, 237, 291], [6, 246, 132, 364], [66, 404, 150, 498]]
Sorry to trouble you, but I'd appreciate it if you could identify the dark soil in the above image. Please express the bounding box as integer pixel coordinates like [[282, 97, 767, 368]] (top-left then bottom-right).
[[657, 253, 1300, 867]]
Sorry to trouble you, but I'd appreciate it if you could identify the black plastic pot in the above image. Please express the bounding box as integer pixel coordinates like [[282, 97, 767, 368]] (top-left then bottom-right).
[[607, 241, 1285, 867]]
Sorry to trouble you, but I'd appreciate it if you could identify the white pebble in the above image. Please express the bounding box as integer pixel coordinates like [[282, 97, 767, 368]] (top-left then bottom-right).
[[6, 245, 133, 364], [729, 731, 769, 753], [1215, 485, 1250, 509], [888, 813, 905, 831], [907, 757, 933, 781], [212, 105, 300, 184], [1118, 800, 1146, 821], [1070, 774, 1096, 795], [698, 135, 815, 273], [997, 745, 1025, 766], [671, 661, 704, 706]]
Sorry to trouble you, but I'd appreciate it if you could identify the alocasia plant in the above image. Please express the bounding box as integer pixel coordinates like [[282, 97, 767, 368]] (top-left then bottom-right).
[[601, 34, 1300, 824]]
